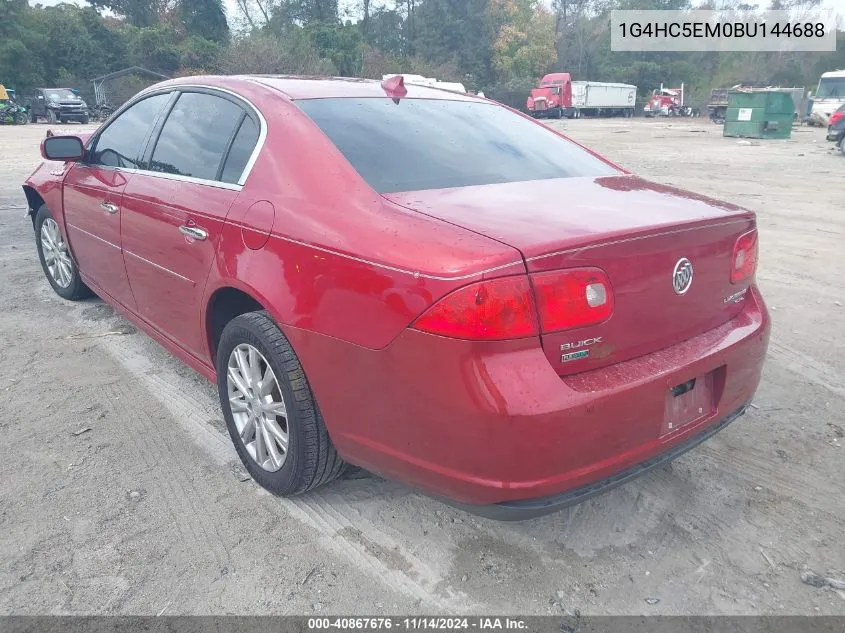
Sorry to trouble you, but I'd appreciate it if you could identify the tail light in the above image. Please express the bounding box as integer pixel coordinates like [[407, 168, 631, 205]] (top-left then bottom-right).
[[531, 268, 614, 332], [412, 276, 538, 341], [412, 268, 614, 340], [731, 229, 758, 284], [829, 111, 844, 127]]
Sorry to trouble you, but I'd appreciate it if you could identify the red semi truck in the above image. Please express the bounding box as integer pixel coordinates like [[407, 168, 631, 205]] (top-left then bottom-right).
[[525, 73, 572, 119], [526, 73, 637, 119]]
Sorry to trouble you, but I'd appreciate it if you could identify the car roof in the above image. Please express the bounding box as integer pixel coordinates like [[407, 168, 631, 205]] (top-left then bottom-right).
[[163, 75, 479, 102]]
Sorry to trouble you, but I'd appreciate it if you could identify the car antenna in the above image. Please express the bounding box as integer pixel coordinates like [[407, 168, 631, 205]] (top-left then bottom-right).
[[381, 75, 407, 104]]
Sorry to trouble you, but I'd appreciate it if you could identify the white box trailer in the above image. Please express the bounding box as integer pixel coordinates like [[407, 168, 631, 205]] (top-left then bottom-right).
[[382, 74, 467, 95], [570, 82, 637, 118]]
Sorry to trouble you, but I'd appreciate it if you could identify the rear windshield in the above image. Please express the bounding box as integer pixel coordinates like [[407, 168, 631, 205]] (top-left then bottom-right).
[[295, 98, 617, 193]]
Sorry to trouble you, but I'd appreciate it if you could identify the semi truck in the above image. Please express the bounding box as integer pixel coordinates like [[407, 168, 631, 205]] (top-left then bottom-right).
[[644, 84, 694, 117], [526, 73, 636, 119], [808, 70, 845, 127]]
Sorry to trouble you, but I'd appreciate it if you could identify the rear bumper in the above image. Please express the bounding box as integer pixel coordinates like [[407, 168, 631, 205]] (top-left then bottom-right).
[[448, 402, 748, 520], [291, 285, 770, 510]]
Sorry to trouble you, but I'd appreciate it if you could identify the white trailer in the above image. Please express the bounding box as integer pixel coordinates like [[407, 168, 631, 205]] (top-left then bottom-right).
[[382, 74, 467, 95], [570, 81, 637, 118]]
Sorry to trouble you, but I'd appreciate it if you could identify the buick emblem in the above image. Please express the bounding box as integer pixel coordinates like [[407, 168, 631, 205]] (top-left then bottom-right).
[[672, 258, 693, 295]]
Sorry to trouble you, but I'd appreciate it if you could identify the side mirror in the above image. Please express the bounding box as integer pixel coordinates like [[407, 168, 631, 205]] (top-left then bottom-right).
[[41, 135, 85, 161]]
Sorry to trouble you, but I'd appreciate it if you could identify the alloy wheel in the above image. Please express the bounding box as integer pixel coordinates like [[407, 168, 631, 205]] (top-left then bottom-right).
[[226, 343, 289, 472], [40, 218, 74, 288]]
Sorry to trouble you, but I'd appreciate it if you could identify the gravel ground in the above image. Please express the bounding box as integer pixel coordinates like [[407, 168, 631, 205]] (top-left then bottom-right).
[[0, 118, 843, 616]]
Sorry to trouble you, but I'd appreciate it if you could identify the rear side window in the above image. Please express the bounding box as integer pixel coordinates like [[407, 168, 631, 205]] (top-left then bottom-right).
[[296, 98, 617, 193], [90, 93, 170, 169], [149, 92, 245, 181], [220, 116, 259, 184]]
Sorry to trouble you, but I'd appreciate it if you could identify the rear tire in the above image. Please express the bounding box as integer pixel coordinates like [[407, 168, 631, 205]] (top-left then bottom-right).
[[216, 311, 345, 496], [839, 135, 845, 156], [34, 204, 92, 301]]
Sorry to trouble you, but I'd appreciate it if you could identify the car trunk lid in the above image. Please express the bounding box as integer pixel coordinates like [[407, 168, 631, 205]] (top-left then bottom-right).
[[384, 175, 756, 375]]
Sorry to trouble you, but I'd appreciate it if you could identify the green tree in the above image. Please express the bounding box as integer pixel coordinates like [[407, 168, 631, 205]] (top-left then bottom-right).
[[129, 26, 182, 73], [221, 31, 336, 75], [366, 7, 405, 57], [414, 0, 494, 87], [179, 0, 230, 43], [88, 0, 177, 27], [180, 35, 222, 71], [306, 20, 363, 75]]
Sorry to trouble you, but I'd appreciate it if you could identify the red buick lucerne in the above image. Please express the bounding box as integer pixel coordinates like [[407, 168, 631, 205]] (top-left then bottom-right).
[[23, 75, 770, 519]]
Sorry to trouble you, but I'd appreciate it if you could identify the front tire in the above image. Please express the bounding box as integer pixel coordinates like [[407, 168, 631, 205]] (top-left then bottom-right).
[[216, 311, 345, 496], [839, 135, 845, 156], [34, 204, 92, 300], [46, 109, 57, 124], [81, 115, 89, 124]]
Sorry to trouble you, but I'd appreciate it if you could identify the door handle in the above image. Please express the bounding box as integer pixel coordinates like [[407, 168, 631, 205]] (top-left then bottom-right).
[[100, 201, 119, 215], [179, 225, 208, 241]]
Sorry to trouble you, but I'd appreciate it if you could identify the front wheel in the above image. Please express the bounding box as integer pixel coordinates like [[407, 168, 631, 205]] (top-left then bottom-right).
[[34, 204, 92, 300], [46, 109, 57, 124], [216, 311, 345, 496], [81, 115, 89, 124]]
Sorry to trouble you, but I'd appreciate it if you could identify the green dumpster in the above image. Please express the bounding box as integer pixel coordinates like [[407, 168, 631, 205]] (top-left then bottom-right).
[[723, 90, 795, 139]]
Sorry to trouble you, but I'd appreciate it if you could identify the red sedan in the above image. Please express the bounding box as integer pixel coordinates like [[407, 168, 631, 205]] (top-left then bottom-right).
[[23, 75, 770, 519]]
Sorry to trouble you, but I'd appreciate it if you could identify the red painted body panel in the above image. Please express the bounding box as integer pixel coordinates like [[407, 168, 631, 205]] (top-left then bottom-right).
[[287, 286, 769, 504], [121, 174, 236, 360], [23, 162, 67, 227], [23, 75, 771, 512], [62, 164, 137, 309]]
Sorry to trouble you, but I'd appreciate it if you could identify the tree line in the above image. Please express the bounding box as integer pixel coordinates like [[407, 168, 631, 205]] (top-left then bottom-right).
[[1, 0, 843, 109]]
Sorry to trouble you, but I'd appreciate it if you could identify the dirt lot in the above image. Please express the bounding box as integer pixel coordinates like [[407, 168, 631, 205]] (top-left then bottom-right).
[[0, 118, 843, 616]]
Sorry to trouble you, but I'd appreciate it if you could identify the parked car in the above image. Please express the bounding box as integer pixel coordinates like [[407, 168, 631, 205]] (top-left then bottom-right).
[[826, 103, 845, 154], [23, 75, 770, 520], [26, 87, 89, 124]]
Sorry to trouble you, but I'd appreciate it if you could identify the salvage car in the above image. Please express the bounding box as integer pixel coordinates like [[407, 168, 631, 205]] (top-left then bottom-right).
[[27, 87, 90, 124], [22, 75, 770, 519]]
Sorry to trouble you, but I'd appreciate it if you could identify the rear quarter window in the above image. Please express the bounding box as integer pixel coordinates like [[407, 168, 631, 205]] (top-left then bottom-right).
[[295, 98, 617, 193]]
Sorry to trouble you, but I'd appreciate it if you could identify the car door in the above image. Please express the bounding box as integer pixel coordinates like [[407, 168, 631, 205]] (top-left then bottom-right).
[[120, 89, 261, 359], [62, 92, 172, 309]]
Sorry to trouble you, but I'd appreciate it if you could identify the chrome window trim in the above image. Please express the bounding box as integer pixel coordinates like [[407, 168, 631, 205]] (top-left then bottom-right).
[[74, 163, 243, 192], [88, 82, 267, 190]]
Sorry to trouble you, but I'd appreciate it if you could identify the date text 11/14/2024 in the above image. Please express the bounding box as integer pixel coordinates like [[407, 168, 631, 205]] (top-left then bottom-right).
[[308, 617, 529, 630]]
